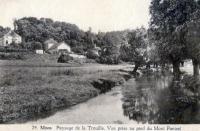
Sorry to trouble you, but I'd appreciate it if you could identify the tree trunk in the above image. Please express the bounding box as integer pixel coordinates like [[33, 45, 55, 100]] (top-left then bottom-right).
[[132, 63, 139, 74], [192, 59, 199, 77], [172, 61, 180, 80]]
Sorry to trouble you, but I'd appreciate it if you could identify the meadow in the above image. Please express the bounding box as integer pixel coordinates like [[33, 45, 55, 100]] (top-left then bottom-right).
[[0, 58, 132, 123]]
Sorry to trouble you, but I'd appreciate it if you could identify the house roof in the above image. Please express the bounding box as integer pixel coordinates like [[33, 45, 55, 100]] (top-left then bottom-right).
[[5, 31, 20, 37], [94, 46, 101, 51], [44, 38, 57, 44], [47, 42, 69, 51], [0, 31, 20, 38]]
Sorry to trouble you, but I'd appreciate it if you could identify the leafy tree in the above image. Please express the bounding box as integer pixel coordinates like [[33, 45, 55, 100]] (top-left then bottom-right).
[[33, 42, 43, 50], [57, 54, 73, 63], [176, 10, 200, 77], [150, 0, 199, 79], [0, 26, 11, 37], [123, 28, 148, 74], [98, 31, 125, 64], [14, 17, 87, 53]]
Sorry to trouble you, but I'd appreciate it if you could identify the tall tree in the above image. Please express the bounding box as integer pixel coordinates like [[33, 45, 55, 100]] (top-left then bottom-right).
[[176, 10, 200, 77], [150, 0, 198, 79], [98, 31, 125, 64], [123, 28, 148, 74]]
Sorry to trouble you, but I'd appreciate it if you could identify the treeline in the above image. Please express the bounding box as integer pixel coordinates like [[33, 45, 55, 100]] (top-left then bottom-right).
[[14, 17, 95, 53], [11, 17, 128, 63], [0, 17, 150, 66]]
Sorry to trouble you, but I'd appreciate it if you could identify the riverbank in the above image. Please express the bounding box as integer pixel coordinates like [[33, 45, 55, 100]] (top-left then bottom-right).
[[0, 62, 133, 123]]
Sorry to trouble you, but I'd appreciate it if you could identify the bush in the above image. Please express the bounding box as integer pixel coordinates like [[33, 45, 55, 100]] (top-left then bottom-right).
[[97, 55, 120, 64], [86, 50, 99, 59], [57, 54, 73, 63], [0, 53, 25, 60], [33, 42, 43, 50], [181, 75, 200, 92], [50, 69, 76, 76], [71, 47, 85, 55]]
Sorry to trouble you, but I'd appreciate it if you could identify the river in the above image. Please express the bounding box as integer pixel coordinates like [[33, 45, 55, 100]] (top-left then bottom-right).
[[27, 70, 200, 124]]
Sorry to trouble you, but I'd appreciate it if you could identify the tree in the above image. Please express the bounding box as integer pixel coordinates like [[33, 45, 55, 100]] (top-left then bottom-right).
[[33, 42, 43, 50], [14, 17, 88, 53], [149, 0, 198, 79], [176, 10, 200, 77], [124, 28, 148, 74], [98, 31, 125, 64], [0, 26, 11, 37], [84, 27, 96, 50]]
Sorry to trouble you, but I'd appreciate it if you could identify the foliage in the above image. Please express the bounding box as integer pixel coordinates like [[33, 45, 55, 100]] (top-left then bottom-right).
[[174, 9, 200, 76], [120, 28, 148, 68], [0, 26, 11, 37], [98, 54, 120, 64], [86, 49, 99, 59], [0, 52, 25, 60], [57, 53, 73, 63], [181, 75, 200, 92], [149, 0, 200, 78], [149, 0, 198, 63], [14, 17, 130, 60], [14, 17, 95, 54], [183, 11, 200, 62], [98, 31, 126, 64]]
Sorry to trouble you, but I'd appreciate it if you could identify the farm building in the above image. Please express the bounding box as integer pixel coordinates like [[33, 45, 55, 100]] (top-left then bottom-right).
[[0, 31, 22, 46], [47, 42, 71, 54], [35, 49, 44, 54]]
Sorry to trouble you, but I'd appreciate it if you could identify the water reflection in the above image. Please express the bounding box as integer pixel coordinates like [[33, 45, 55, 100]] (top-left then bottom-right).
[[122, 72, 200, 124]]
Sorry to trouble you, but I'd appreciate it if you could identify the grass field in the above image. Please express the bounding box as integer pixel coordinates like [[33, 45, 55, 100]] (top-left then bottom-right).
[[0, 59, 133, 123]]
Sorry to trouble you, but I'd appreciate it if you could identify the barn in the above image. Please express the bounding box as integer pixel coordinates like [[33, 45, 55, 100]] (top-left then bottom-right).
[[47, 42, 71, 54]]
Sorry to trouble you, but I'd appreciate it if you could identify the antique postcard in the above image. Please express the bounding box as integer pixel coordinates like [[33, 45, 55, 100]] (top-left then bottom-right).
[[0, 0, 200, 131]]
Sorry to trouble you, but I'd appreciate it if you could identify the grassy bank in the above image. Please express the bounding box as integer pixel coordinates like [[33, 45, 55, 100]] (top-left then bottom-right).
[[0, 62, 132, 123]]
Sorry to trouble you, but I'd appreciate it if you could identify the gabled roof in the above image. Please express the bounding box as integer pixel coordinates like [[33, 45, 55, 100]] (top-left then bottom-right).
[[44, 38, 57, 44], [5, 31, 20, 37], [0, 31, 20, 38], [94, 46, 101, 51], [47, 42, 69, 51]]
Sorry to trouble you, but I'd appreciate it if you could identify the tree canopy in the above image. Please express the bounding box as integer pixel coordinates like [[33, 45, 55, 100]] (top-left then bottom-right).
[[149, 0, 200, 78]]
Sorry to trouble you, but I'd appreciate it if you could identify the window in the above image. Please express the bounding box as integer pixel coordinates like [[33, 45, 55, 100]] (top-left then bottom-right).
[[6, 40, 8, 45]]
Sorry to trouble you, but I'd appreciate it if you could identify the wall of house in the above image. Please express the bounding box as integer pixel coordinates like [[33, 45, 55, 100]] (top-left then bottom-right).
[[3, 36, 13, 46], [12, 36, 22, 44], [36, 50, 44, 54], [0, 38, 4, 46], [0, 36, 22, 46], [48, 43, 54, 49]]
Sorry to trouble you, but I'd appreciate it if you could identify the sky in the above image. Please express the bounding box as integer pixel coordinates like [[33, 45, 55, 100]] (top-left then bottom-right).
[[0, 0, 151, 32]]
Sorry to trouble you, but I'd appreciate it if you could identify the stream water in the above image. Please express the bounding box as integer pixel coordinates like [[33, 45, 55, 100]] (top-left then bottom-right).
[[27, 71, 200, 124]]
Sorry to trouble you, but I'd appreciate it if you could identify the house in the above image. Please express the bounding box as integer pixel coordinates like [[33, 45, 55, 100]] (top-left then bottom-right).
[[35, 49, 44, 54], [47, 41, 71, 54], [0, 31, 22, 46]]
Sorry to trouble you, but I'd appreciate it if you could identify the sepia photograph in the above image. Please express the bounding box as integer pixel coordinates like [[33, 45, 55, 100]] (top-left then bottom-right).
[[0, 0, 200, 129]]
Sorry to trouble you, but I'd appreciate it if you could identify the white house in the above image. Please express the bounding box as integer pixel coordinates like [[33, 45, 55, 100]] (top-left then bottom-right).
[[35, 49, 44, 54], [47, 41, 71, 54], [0, 31, 22, 46], [57, 42, 71, 52]]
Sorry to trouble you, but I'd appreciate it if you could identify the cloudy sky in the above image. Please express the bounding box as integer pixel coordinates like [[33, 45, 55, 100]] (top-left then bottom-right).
[[0, 0, 151, 32]]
